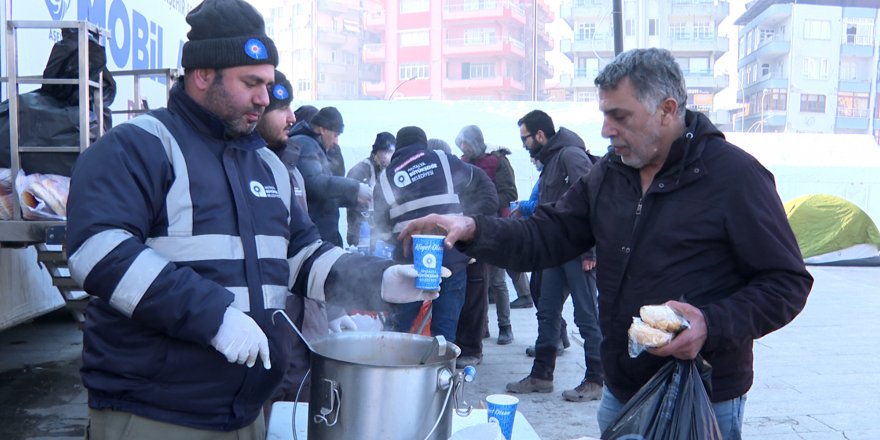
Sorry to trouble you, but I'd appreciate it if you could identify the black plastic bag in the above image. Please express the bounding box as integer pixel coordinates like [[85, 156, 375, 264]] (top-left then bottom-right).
[[41, 28, 116, 108], [601, 358, 722, 440]]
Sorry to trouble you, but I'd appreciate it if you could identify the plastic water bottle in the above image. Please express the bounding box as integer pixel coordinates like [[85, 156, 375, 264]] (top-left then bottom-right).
[[357, 220, 370, 255]]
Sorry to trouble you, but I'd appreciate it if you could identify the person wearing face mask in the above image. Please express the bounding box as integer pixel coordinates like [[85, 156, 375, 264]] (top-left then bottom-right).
[[346, 132, 396, 249]]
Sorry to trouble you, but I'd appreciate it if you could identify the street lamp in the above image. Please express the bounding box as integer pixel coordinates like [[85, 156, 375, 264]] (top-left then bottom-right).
[[760, 89, 769, 133], [387, 75, 418, 100]]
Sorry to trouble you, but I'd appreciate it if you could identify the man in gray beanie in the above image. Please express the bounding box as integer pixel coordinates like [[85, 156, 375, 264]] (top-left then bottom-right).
[[66, 1, 442, 438]]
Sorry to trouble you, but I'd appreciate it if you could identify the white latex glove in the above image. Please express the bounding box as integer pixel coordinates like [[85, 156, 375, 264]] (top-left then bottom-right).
[[329, 315, 358, 333], [357, 183, 372, 207], [210, 307, 271, 369], [380, 264, 452, 303]]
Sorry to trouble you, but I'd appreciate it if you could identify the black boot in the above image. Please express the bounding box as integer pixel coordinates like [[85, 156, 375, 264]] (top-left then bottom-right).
[[497, 325, 513, 345]]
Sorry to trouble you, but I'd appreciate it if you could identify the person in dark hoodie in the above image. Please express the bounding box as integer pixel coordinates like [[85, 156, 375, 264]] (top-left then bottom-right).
[[502, 110, 606, 403], [373, 126, 498, 343], [399, 48, 812, 439], [290, 106, 371, 246]]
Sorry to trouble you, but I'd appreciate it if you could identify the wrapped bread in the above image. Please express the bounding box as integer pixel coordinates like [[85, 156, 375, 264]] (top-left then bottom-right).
[[18, 173, 70, 220], [628, 318, 674, 348], [640, 305, 688, 332]]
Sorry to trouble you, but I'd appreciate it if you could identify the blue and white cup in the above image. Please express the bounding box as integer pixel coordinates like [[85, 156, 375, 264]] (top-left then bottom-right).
[[486, 394, 518, 440], [412, 234, 445, 290]]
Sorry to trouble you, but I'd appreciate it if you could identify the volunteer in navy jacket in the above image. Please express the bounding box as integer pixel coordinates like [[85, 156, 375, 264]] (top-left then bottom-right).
[[65, 1, 436, 438], [373, 126, 498, 342]]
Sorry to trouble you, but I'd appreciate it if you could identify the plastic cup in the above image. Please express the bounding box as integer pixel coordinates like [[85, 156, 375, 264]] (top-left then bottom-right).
[[412, 234, 444, 290], [486, 394, 518, 440]]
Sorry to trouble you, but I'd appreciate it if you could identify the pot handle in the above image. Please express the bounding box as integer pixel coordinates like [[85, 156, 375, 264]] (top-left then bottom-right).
[[452, 366, 476, 417], [313, 378, 341, 427]]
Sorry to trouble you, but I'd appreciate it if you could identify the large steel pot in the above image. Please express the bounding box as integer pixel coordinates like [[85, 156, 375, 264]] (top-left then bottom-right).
[[306, 331, 473, 440]]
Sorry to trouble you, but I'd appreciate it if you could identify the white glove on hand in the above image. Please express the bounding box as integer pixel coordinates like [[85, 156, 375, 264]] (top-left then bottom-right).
[[210, 307, 271, 369], [380, 264, 452, 303], [357, 183, 372, 208], [329, 315, 358, 333]]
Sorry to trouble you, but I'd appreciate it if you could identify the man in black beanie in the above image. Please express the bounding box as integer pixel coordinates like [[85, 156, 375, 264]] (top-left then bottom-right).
[[66, 1, 442, 438], [291, 106, 371, 247]]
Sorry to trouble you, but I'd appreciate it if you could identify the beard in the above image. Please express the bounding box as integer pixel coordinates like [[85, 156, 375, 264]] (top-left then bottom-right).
[[204, 74, 263, 138]]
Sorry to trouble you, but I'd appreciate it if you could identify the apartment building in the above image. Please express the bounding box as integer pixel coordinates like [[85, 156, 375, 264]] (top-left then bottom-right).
[[734, 0, 879, 142], [559, 0, 729, 113], [263, 0, 555, 101]]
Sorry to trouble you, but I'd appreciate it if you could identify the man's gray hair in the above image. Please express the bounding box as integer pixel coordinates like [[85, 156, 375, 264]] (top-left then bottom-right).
[[455, 125, 487, 158], [594, 48, 687, 119]]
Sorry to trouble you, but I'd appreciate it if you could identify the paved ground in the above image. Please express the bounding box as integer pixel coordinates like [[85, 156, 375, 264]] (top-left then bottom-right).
[[0, 266, 877, 439]]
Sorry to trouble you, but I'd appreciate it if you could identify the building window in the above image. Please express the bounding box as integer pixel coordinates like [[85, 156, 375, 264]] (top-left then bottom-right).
[[694, 21, 712, 39], [843, 18, 874, 46], [802, 57, 829, 80], [625, 19, 634, 36], [648, 19, 657, 36], [297, 79, 311, 92], [400, 0, 429, 13], [803, 20, 831, 40], [462, 62, 495, 79], [575, 91, 596, 102], [758, 28, 775, 45], [800, 94, 825, 113], [761, 63, 770, 77], [765, 88, 787, 111], [577, 23, 596, 41], [317, 72, 325, 83], [400, 63, 429, 80], [837, 92, 869, 118], [576, 57, 599, 78], [400, 30, 429, 47], [739, 36, 746, 58], [670, 22, 687, 40], [464, 28, 496, 45]]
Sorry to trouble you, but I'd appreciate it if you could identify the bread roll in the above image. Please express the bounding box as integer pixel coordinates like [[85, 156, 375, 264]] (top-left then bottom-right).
[[640, 305, 686, 332], [628, 318, 673, 348]]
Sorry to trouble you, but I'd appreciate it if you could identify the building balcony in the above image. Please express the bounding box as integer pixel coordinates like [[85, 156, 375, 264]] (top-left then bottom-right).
[[667, 37, 728, 55], [841, 42, 875, 58], [561, 37, 614, 61], [839, 79, 872, 94], [739, 74, 789, 100], [560, 1, 606, 27], [363, 43, 385, 63], [364, 11, 385, 31], [317, 32, 346, 46], [560, 70, 597, 89], [442, 0, 527, 25], [538, 60, 554, 78], [362, 80, 385, 95], [318, 62, 349, 76], [683, 73, 729, 91], [836, 114, 870, 131], [669, 0, 729, 21], [443, 76, 525, 92], [317, 0, 347, 13], [738, 36, 790, 69], [539, 30, 554, 50], [444, 37, 526, 58]]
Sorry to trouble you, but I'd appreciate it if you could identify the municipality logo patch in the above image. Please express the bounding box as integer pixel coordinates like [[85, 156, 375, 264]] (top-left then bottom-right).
[[244, 39, 268, 60], [45, 0, 71, 20], [272, 84, 289, 101]]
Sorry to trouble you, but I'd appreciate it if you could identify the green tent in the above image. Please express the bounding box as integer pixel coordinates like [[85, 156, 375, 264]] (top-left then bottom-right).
[[785, 194, 880, 263]]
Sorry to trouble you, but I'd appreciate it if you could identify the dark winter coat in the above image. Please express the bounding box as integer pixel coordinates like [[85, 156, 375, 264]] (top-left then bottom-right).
[[462, 110, 812, 403], [290, 121, 360, 247], [465, 148, 517, 217]]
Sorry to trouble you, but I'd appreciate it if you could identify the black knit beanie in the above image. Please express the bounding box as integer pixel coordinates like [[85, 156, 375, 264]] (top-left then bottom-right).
[[311, 107, 344, 133], [396, 126, 427, 149], [181, 0, 279, 69], [294, 105, 319, 123], [267, 70, 293, 112], [372, 132, 396, 153]]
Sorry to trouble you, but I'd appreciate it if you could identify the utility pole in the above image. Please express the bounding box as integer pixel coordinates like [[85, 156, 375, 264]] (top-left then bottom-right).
[[612, 0, 623, 55]]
